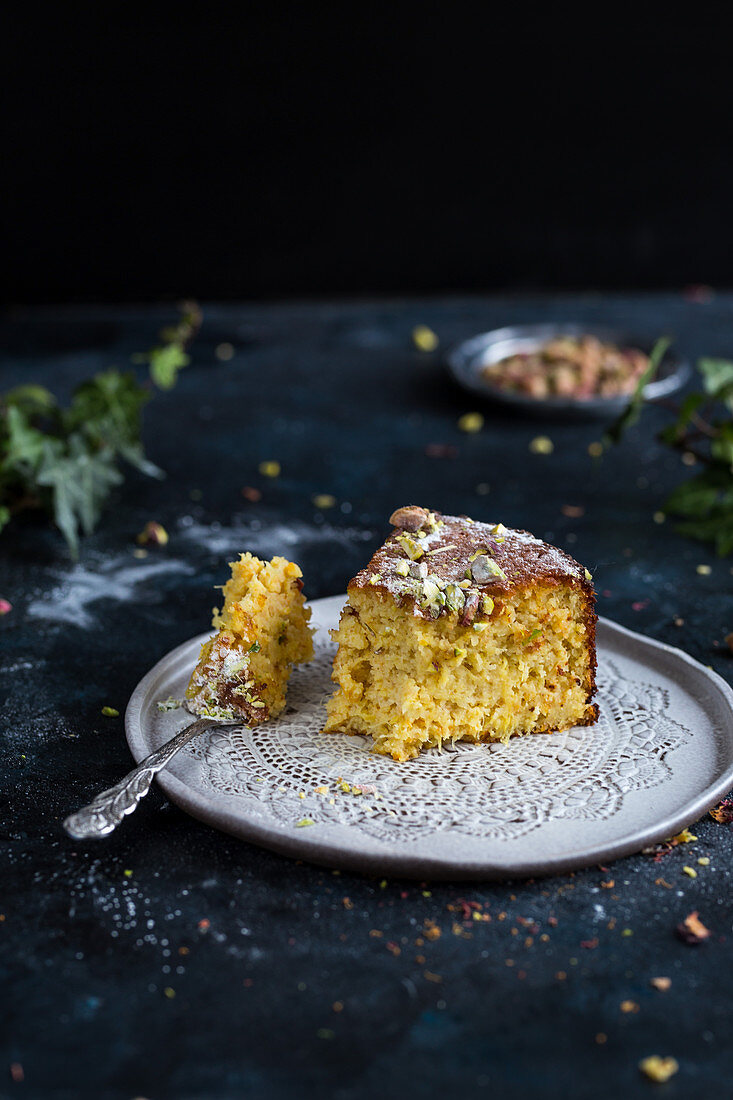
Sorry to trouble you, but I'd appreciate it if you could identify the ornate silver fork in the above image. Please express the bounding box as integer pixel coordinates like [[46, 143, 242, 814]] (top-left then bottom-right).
[[63, 716, 224, 840]]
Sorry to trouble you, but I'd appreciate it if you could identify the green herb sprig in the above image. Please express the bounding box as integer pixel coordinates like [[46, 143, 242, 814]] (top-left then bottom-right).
[[0, 301, 201, 557], [606, 339, 733, 556]]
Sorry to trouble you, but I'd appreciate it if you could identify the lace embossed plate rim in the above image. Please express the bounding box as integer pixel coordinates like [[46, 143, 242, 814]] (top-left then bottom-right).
[[125, 597, 733, 880]]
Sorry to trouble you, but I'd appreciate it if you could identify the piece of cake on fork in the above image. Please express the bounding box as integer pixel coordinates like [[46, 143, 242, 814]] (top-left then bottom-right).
[[324, 506, 598, 760], [186, 553, 313, 723]]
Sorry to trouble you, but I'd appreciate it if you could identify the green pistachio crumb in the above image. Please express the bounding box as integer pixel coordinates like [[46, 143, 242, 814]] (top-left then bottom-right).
[[156, 696, 182, 712], [396, 534, 424, 560], [101, 706, 119, 718]]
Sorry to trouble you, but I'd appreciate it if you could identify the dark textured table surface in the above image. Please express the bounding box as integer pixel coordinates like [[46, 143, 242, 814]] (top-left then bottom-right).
[[2, 295, 733, 1099]]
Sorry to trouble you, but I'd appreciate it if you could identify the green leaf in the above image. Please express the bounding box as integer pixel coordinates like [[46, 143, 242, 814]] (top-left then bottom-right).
[[3, 406, 47, 470], [665, 467, 733, 556], [699, 359, 733, 412], [2, 385, 58, 416], [35, 437, 123, 557], [148, 343, 190, 390], [603, 336, 672, 447], [657, 392, 707, 446], [118, 442, 164, 479], [66, 369, 150, 449], [0, 301, 199, 555], [711, 422, 733, 468]]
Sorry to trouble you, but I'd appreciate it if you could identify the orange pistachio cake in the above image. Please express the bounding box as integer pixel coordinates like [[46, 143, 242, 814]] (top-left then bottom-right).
[[186, 553, 313, 723], [324, 506, 597, 760]]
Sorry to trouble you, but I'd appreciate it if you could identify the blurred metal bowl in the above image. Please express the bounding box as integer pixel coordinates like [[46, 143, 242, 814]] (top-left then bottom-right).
[[446, 323, 691, 419]]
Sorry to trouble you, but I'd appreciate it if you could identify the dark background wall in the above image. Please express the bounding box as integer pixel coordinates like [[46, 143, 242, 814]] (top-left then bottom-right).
[[4, 6, 731, 302]]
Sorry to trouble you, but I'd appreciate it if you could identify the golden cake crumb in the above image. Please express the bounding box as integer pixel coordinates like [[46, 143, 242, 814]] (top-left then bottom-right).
[[186, 553, 313, 723]]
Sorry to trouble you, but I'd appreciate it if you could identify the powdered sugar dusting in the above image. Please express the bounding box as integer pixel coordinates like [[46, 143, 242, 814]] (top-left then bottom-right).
[[27, 558, 195, 629], [177, 516, 374, 558]]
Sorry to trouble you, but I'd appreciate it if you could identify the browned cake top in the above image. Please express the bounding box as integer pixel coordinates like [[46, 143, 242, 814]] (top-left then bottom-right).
[[349, 506, 593, 622]]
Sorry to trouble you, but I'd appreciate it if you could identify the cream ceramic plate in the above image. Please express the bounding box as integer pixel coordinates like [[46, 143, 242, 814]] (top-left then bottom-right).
[[126, 596, 733, 880]]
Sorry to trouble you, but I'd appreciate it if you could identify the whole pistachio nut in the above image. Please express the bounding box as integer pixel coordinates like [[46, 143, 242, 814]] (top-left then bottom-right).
[[389, 505, 430, 532]]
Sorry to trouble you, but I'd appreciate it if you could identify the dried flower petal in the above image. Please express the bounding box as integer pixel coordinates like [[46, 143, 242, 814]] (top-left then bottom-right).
[[710, 798, 733, 824], [675, 910, 711, 944], [0, 598, 12, 615], [425, 443, 458, 459]]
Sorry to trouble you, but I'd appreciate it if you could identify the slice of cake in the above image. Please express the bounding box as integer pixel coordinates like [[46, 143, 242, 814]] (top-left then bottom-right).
[[324, 506, 597, 760], [185, 553, 313, 723]]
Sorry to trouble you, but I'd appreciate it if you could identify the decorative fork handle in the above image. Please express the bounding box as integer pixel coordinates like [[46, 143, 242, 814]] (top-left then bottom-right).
[[63, 717, 214, 840]]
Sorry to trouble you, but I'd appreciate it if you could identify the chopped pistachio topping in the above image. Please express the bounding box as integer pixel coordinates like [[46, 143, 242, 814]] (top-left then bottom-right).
[[444, 583, 466, 613], [416, 577, 447, 617], [481, 595, 494, 614], [412, 324, 439, 352], [458, 412, 484, 433], [471, 556, 507, 583], [522, 628, 542, 645], [470, 554, 496, 583], [396, 533, 424, 560], [249, 640, 261, 653], [453, 646, 467, 658], [584, 568, 593, 582], [258, 460, 281, 478], [394, 561, 410, 577], [472, 622, 488, 632], [368, 573, 382, 585], [492, 523, 508, 537], [407, 560, 428, 580]]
